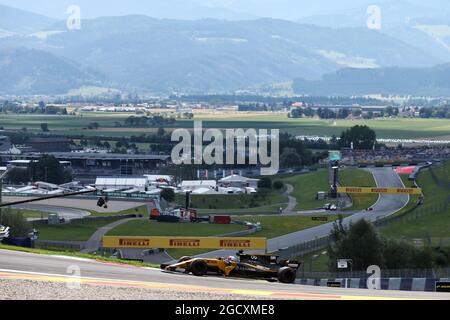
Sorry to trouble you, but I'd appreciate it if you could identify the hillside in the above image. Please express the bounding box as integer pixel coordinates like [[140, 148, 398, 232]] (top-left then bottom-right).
[[293, 64, 450, 96], [0, 48, 105, 95], [0, 14, 444, 94], [0, 4, 55, 34]]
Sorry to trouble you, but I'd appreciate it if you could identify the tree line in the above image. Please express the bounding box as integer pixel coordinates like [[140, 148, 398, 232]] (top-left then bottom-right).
[[327, 218, 450, 272]]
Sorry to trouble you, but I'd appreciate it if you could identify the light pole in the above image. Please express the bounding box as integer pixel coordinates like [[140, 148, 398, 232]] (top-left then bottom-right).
[[331, 164, 339, 199]]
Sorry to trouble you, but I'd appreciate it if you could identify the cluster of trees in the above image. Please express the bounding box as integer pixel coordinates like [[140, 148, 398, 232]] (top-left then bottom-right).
[[40, 123, 49, 132], [0, 101, 68, 115], [6, 155, 73, 185], [279, 133, 327, 167], [160, 188, 175, 203], [181, 95, 385, 107], [73, 132, 174, 154], [122, 115, 176, 127], [87, 122, 100, 130], [338, 125, 377, 150], [238, 103, 273, 112], [419, 106, 450, 119], [0, 210, 31, 237], [290, 106, 400, 120], [290, 107, 352, 119], [257, 177, 284, 190], [327, 219, 448, 271]]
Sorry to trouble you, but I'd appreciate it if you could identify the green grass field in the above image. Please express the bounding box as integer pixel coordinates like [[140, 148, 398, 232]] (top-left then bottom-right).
[[180, 191, 288, 214], [381, 161, 450, 243], [279, 167, 378, 212], [339, 168, 378, 211], [89, 205, 148, 217], [7, 209, 49, 219], [241, 215, 341, 240], [107, 220, 247, 237], [35, 220, 117, 241], [389, 174, 418, 218], [280, 169, 332, 211], [1, 113, 449, 139]]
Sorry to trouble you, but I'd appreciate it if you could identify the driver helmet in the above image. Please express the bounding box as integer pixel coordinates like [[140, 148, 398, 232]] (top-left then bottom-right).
[[225, 256, 237, 263]]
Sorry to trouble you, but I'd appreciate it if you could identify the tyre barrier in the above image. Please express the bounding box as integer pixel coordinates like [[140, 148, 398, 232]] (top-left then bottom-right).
[[295, 277, 450, 292]]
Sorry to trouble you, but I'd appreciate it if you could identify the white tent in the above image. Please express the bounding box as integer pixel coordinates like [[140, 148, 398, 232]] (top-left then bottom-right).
[[95, 176, 149, 191]]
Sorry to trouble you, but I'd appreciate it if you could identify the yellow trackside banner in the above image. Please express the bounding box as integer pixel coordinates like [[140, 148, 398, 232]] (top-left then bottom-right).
[[337, 186, 422, 195], [102, 236, 267, 250]]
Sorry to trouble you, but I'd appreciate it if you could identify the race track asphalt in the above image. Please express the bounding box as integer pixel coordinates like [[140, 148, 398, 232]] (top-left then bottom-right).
[[0, 249, 448, 300], [11, 204, 90, 221]]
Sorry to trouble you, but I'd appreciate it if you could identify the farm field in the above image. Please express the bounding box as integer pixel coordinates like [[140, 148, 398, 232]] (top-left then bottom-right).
[[1, 113, 449, 140]]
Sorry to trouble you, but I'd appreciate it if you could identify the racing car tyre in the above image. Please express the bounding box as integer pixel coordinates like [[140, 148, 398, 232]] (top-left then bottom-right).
[[178, 256, 193, 263], [277, 267, 297, 284], [190, 259, 208, 276]]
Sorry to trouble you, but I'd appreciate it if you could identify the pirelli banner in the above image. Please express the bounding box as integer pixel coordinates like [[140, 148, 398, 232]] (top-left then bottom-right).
[[102, 236, 267, 250], [337, 186, 422, 195]]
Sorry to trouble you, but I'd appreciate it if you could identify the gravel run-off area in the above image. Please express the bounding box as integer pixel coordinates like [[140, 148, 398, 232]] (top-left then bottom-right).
[[0, 279, 282, 300]]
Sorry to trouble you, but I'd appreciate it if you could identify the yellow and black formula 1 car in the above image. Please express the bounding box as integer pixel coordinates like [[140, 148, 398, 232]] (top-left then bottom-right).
[[161, 251, 300, 284]]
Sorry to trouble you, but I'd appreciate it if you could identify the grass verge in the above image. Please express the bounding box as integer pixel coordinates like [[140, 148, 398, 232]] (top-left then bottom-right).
[[34, 219, 120, 241], [280, 169, 332, 211], [339, 168, 378, 211], [381, 161, 450, 244], [107, 220, 247, 237], [243, 215, 342, 239]]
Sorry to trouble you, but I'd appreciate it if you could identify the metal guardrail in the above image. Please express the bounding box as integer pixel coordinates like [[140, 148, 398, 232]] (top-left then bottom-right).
[[34, 240, 85, 250], [31, 214, 140, 226]]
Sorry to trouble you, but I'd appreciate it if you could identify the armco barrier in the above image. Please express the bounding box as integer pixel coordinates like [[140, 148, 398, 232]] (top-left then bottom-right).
[[31, 214, 140, 226], [296, 277, 450, 292], [70, 214, 141, 223], [34, 240, 85, 250]]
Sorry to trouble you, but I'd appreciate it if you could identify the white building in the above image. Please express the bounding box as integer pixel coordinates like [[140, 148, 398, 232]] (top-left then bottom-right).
[[219, 175, 259, 189], [179, 180, 217, 192]]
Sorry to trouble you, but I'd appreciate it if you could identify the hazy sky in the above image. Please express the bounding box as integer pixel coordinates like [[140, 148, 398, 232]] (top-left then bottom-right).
[[0, 0, 380, 19], [0, 0, 447, 21]]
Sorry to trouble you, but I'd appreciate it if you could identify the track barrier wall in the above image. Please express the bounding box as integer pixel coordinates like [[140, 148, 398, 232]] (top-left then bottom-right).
[[296, 277, 450, 292]]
